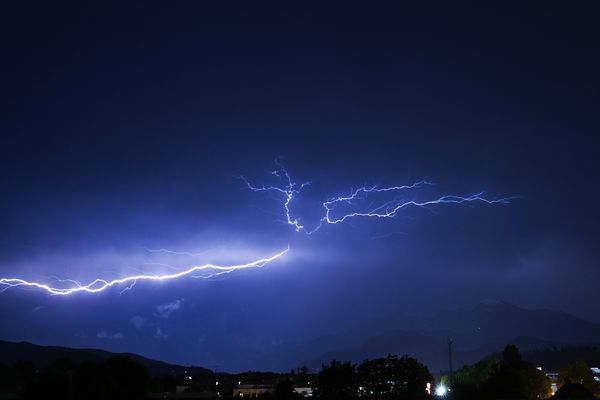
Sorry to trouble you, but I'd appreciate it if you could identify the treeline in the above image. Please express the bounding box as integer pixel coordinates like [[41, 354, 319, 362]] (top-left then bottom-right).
[[452, 345, 552, 400], [311, 354, 432, 400], [0, 354, 433, 400], [555, 360, 600, 397], [523, 346, 600, 371], [2, 345, 597, 399], [153, 355, 433, 400], [453, 345, 551, 400], [0, 355, 149, 399], [453, 344, 600, 399]]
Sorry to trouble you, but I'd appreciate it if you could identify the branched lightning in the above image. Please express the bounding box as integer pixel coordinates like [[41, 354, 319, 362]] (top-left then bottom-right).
[[143, 246, 224, 258], [0, 161, 513, 297], [244, 164, 514, 234], [0, 247, 289, 296], [241, 159, 310, 232]]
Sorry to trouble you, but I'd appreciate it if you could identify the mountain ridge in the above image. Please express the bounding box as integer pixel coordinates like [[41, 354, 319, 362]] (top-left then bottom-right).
[[3, 302, 599, 374], [260, 301, 600, 372], [0, 339, 211, 377]]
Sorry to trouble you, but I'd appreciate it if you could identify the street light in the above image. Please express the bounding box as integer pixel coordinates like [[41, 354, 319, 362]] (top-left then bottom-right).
[[435, 384, 447, 397]]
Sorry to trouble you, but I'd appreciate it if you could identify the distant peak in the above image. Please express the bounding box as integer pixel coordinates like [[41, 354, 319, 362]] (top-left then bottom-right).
[[478, 299, 510, 307]]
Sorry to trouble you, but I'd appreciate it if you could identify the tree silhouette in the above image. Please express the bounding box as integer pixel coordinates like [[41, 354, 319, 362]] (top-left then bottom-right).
[[274, 378, 295, 400], [315, 360, 356, 400], [357, 354, 432, 399], [17, 355, 149, 400], [97, 355, 149, 400], [483, 345, 551, 399], [453, 345, 552, 400], [21, 357, 75, 399], [0, 361, 35, 394], [558, 360, 600, 396], [72, 360, 102, 400]]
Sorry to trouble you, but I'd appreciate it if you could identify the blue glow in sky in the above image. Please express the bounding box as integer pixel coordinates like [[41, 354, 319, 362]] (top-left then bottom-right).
[[1, 2, 599, 371]]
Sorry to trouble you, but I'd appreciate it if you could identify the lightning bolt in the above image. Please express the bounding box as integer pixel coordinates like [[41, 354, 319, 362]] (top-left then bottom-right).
[[143, 246, 224, 258], [0, 161, 513, 296], [244, 163, 514, 234], [0, 247, 289, 296], [241, 159, 310, 232]]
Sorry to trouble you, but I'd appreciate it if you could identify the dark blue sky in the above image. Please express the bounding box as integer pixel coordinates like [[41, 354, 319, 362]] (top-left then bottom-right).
[[1, 2, 599, 371]]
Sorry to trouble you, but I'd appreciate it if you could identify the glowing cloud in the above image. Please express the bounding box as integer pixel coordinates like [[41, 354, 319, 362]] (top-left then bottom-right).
[[0, 161, 512, 296]]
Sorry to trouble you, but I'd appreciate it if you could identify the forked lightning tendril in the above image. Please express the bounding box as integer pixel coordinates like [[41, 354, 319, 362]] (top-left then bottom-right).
[[243, 164, 513, 234], [0, 247, 289, 296], [0, 161, 513, 296]]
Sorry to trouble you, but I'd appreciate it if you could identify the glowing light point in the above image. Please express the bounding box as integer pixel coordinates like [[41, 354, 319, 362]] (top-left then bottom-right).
[[435, 384, 447, 397]]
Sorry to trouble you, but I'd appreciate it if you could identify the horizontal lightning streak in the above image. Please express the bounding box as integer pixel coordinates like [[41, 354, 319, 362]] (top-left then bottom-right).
[[143, 246, 224, 258], [0, 162, 514, 297], [321, 193, 511, 225], [0, 247, 289, 296]]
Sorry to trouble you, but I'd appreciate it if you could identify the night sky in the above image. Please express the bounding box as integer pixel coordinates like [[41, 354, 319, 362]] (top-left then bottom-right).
[[1, 2, 599, 371]]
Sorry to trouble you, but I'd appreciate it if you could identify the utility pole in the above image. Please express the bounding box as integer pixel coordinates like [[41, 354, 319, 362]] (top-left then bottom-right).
[[447, 336, 453, 385]]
